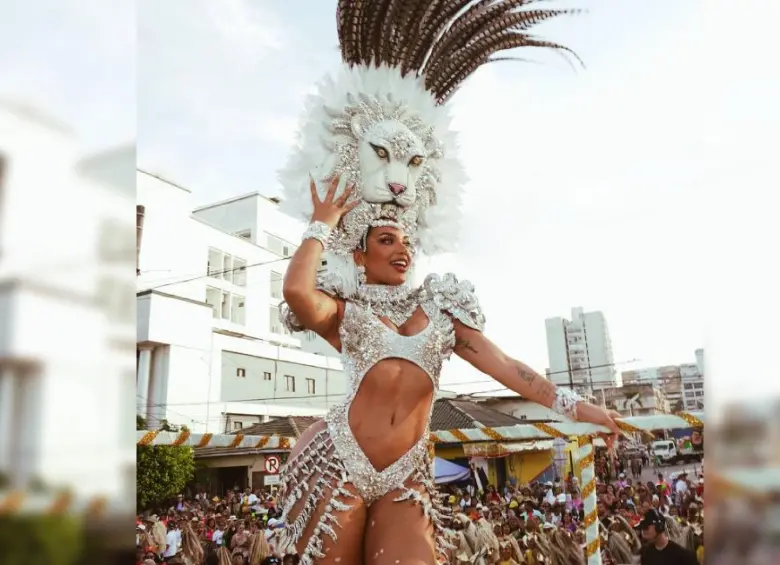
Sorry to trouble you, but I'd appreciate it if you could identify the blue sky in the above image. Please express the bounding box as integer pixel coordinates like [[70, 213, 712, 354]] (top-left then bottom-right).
[[2, 0, 778, 414]]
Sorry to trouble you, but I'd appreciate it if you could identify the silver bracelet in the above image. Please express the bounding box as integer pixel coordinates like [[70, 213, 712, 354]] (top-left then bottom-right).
[[551, 387, 582, 420], [302, 221, 331, 248]]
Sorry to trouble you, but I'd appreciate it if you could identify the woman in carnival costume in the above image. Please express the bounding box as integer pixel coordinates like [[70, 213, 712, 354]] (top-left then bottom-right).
[[274, 0, 621, 563]]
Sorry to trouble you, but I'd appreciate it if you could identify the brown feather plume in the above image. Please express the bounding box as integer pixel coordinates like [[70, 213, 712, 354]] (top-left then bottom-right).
[[335, 0, 582, 104]]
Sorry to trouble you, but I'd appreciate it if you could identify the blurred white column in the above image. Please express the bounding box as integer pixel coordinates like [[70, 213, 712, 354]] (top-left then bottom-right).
[[147, 345, 169, 429], [136, 346, 153, 420], [14, 371, 41, 487], [0, 368, 14, 473]]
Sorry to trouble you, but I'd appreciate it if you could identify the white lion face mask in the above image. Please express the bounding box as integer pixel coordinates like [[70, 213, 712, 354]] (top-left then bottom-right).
[[280, 72, 456, 264], [356, 119, 424, 208]]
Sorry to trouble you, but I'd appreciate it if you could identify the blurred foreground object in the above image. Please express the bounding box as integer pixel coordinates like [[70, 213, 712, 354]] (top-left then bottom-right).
[[0, 101, 136, 512]]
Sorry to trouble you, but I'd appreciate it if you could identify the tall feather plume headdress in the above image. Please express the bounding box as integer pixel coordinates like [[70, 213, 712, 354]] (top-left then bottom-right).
[[279, 0, 580, 297]]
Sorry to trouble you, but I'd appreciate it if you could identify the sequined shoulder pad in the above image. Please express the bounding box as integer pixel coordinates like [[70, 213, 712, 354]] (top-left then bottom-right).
[[423, 273, 486, 332]]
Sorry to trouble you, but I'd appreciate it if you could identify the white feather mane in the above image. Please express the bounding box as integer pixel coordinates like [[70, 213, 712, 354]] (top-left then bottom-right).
[[278, 64, 467, 256]]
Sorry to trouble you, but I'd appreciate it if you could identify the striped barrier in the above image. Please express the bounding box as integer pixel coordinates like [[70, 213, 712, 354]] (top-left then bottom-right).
[[138, 412, 705, 448], [0, 490, 115, 516], [136, 430, 293, 449], [576, 436, 600, 565]]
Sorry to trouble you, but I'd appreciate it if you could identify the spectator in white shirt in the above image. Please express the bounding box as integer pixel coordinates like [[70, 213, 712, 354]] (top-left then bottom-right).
[[544, 482, 556, 506], [675, 472, 690, 503], [163, 522, 180, 560], [212, 523, 226, 547]]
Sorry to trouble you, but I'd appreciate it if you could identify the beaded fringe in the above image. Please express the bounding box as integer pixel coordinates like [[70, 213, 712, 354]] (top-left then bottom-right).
[[275, 429, 358, 564], [393, 452, 457, 562], [275, 431, 455, 564]]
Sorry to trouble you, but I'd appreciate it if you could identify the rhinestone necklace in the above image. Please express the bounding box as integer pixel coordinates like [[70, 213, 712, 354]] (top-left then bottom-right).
[[355, 283, 421, 326]]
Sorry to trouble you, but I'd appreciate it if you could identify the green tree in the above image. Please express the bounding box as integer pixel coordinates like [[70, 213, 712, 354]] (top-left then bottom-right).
[[0, 516, 83, 565], [136, 419, 195, 511]]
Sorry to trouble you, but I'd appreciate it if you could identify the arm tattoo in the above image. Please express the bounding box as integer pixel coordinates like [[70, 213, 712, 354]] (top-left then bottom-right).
[[515, 363, 537, 384], [315, 301, 324, 312], [516, 362, 556, 406], [455, 338, 478, 354]]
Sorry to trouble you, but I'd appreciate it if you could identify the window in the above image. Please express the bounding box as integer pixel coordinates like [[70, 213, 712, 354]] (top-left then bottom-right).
[[207, 247, 247, 286], [206, 288, 245, 325], [221, 291, 230, 318], [236, 368, 246, 378], [269, 305, 288, 334], [136, 205, 145, 275], [285, 375, 295, 392], [263, 372, 272, 381], [267, 234, 284, 255], [206, 286, 221, 318], [270, 271, 283, 299], [221, 254, 234, 283], [267, 235, 297, 257], [233, 421, 243, 430], [306, 378, 316, 394], [208, 248, 222, 277], [234, 258, 247, 286], [230, 294, 246, 325]]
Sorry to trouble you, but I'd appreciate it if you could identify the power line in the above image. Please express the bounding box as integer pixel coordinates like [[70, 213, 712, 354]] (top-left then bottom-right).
[[147, 256, 291, 291]]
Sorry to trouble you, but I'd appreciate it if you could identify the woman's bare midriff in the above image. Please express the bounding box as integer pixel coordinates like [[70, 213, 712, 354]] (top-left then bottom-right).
[[346, 358, 434, 472]]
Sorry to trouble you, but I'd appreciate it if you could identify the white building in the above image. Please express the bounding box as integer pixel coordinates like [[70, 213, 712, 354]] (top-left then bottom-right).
[[599, 383, 670, 417], [136, 172, 348, 434], [681, 361, 704, 411], [0, 101, 135, 503], [620, 351, 704, 414], [545, 307, 618, 394]]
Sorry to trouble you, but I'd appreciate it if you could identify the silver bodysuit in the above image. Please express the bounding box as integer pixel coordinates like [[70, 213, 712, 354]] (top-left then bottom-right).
[[275, 273, 486, 564]]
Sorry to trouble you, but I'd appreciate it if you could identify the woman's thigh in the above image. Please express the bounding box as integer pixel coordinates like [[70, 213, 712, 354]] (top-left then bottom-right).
[[278, 420, 367, 564], [363, 481, 440, 565]]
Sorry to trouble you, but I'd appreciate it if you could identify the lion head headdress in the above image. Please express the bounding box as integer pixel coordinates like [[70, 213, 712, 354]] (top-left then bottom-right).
[[279, 0, 579, 297]]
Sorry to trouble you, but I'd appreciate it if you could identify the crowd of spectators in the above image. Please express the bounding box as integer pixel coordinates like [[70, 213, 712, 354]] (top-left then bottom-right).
[[135, 461, 704, 565]]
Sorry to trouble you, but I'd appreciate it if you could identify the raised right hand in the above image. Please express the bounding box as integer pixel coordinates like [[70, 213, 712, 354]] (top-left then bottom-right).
[[310, 174, 358, 229]]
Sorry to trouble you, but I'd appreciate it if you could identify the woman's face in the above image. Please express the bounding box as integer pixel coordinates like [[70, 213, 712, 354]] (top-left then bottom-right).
[[354, 226, 412, 286]]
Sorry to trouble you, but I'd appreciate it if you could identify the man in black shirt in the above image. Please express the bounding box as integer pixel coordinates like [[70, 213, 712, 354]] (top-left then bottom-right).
[[638, 509, 698, 565]]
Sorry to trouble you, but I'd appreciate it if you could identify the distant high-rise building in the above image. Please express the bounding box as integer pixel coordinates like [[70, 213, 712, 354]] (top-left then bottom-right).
[[545, 307, 618, 394], [681, 361, 704, 412], [695, 348, 705, 377]]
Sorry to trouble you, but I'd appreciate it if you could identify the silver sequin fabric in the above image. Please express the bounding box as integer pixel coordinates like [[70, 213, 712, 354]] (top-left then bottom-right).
[[551, 387, 583, 420], [274, 274, 484, 563]]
